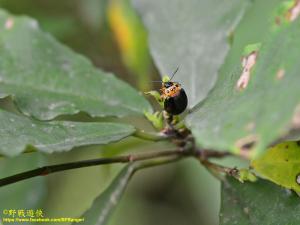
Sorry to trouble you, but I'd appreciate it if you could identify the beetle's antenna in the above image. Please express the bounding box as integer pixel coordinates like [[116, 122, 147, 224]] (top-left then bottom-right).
[[170, 67, 179, 81], [151, 67, 179, 83]]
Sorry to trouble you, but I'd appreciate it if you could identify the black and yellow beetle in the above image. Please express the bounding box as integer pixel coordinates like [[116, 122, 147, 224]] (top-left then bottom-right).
[[159, 68, 188, 115]]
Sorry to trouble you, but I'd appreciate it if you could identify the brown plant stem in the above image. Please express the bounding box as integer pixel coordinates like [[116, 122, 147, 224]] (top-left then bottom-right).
[[0, 145, 235, 187], [0, 149, 186, 187]]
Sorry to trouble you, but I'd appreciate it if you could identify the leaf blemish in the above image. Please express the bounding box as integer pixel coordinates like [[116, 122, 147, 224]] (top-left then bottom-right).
[[245, 122, 255, 131], [5, 18, 14, 30], [235, 135, 258, 158], [296, 173, 300, 185], [236, 51, 258, 90], [243, 207, 249, 214], [275, 16, 282, 25], [109, 194, 118, 205], [292, 105, 300, 128], [276, 68, 285, 80], [29, 20, 38, 29], [286, 0, 300, 22]]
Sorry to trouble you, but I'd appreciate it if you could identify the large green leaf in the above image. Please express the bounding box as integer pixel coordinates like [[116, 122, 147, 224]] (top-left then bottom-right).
[[133, 0, 250, 107], [0, 9, 151, 120], [220, 177, 300, 225], [78, 164, 135, 225], [0, 109, 135, 157], [252, 141, 300, 192], [187, 0, 300, 157]]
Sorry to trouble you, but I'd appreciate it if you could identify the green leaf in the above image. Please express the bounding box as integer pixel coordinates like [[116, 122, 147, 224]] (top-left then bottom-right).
[[220, 177, 300, 225], [78, 164, 135, 225], [133, 0, 250, 107], [186, 0, 300, 157], [0, 9, 151, 120], [251, 141, 300, 192], [0, 109, 135, 157], [144, 111, 164, 130]]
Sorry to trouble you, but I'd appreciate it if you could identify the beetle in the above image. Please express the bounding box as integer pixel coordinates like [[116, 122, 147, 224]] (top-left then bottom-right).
[[159, 68, 188, 115]]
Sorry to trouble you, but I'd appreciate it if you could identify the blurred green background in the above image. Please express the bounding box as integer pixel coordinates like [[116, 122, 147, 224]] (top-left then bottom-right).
[[0, 1, 248, 224]]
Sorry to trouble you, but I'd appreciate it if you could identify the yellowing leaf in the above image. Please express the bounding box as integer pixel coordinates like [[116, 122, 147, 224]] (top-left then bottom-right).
[[251, 141, 300, 192], [108, 0, 152, 91]]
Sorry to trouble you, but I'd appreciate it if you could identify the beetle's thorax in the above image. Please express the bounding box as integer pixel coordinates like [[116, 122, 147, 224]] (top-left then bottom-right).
[[161, 82, 181, 98]]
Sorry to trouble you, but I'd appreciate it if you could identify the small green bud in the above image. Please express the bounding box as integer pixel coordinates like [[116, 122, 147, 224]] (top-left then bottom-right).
[[238, 168, 257, 183], [144, 90, 163, 107], [144, 111, 164, 130]]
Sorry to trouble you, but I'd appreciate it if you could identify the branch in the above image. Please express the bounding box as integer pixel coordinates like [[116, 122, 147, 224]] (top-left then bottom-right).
[[0, 143, 235, 187], [199, 158, 239, 181], [195, 148, 237, 180], [0, 149, 184, 187]]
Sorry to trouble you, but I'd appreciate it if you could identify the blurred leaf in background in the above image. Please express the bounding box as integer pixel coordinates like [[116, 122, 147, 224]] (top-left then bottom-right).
[[108, 0, 153, 91], [0, 0, 136, 85], [0, 153, 46, 211]]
